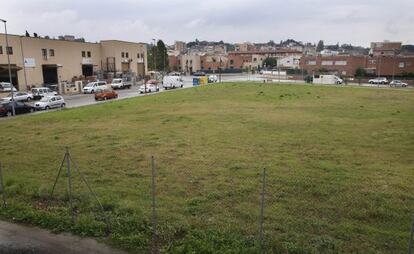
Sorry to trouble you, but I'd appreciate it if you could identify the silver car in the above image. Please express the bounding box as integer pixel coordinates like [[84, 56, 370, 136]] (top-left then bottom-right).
[[34, 95, 66, 110], [2, 92, 34, 102], [390, 80, 408, 87]]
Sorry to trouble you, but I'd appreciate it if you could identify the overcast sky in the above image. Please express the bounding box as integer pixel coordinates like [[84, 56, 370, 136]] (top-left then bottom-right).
[[1, 0, 413, 46]]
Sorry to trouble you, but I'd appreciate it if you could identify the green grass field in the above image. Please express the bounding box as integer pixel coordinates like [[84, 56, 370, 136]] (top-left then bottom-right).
[[0, 83, 413, 253]]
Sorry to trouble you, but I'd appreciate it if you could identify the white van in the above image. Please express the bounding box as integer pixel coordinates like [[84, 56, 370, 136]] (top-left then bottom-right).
[[0, 82, 17, 93], [82, 81, 108, 93], [162, 76, 183, 90], [313, 75, 343, 85], [31, 87, 58, 100]]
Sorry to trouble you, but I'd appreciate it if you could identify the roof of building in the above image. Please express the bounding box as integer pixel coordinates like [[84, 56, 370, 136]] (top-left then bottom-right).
[[228, 49, 302, 55], [1, 33, 146, 46]]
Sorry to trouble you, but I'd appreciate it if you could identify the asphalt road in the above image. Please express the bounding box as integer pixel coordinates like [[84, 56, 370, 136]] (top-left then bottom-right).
[[0, 220, 126, 254]]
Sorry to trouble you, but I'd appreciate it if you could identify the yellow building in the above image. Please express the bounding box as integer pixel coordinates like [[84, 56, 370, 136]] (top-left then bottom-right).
[[0, 33, 147, 90]]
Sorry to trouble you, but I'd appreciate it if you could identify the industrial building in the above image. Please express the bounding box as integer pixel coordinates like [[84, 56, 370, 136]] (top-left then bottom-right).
[[0, 33, 147, 91]]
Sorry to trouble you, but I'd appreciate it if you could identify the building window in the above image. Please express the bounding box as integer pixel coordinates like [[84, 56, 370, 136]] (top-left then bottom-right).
[[399, 62, 405, 68], [126, 52, 129, 58], [230, 59, 234, 65], [6, 46, 13, 55], [87, 51, 91, 58], [137, 53, 140, 58], [49, 49, 55, 57], [335, 61, 347, 66], [42, 48, 47, 57], [0, 46, 2, 55], [121, 52, 125, 58], [321, 61, 333, 66], [82, 51, 86, 57], [368, 59, 376, 64]]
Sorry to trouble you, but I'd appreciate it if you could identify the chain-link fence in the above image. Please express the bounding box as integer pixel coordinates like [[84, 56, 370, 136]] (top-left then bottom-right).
[[0, 148, 413, 253]]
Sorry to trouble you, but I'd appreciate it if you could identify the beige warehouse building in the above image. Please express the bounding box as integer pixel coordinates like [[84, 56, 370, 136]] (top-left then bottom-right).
[[0, 33, 147, 91]]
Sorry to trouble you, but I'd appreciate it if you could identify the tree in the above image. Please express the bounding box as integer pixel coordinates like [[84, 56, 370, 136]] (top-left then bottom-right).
[[316, 40, 324, 52], [263, 57, 277, 69], [147, 45, 155, 71], [318, 68, 328, 74], [355, 67, 367, 85], [156, 40, 168, 71]]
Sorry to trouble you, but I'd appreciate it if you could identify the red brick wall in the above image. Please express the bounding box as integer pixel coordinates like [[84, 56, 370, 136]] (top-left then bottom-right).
[[300, 55, 366, 77]]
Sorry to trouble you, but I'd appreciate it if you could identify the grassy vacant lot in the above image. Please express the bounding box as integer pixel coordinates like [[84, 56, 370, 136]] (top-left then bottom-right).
[[0, 83, 413, 253]]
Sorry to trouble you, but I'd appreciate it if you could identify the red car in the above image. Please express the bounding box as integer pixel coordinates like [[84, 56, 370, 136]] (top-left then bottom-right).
[[94, 89, 118, 101]]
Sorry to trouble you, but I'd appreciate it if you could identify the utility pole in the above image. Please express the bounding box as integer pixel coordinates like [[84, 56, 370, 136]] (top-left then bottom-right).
[[259, 168, 267, 252], [392, 50, 399, 82], [1, 19, 15, 116]]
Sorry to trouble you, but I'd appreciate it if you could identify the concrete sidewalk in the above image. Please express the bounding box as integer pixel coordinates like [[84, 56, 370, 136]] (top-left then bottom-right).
[[0, 220, 126, 254]]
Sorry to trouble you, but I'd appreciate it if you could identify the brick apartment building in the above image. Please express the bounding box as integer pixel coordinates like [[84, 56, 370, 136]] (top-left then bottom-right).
[[370, 41, 401, 56], [227, 49, 302, 70], [300, 55, 366, 77], [200, 55, 227, 72], [300, 55, 414, 77]]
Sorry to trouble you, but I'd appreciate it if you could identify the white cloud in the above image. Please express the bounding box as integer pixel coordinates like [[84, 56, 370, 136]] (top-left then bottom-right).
[[0, 0, 413, 46]]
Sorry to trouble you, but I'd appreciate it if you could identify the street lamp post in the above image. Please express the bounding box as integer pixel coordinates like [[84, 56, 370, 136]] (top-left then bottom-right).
[[0, 19, 15, 116], [392, 50, 399, 83]]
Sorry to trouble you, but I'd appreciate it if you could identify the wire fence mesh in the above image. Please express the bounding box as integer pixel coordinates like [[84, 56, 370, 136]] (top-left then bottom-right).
[[0, 148, 413, 253]]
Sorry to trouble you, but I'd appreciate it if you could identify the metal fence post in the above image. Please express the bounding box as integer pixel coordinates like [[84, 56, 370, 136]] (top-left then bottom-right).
[[66, 147, 75, 224], [259, 168, 267, 252], [151, 156, 158, 254], [409, 215, 414, 254], [0, 162, 7, 207]]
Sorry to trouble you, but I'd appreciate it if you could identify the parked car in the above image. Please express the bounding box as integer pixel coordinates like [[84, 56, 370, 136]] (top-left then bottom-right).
[[369, 77, 388, 84], [110, 78, 132, 90], [0, 101, 34, 117], [0, 82, 17, 93], [193, 72, 206, 76], [34, 95, 65, 110], [139, 84, 159, 94], [208, 75, 218, 83], [82, 81, 108, 94], [95, 89, 118, 101], [1, 92, 34, 102], [163, 76, 183, 90], [31, 87, 58, 100], [390, 80, 408, 87]]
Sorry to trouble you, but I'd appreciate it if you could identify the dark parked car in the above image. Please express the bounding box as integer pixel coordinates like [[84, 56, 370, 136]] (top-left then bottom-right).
[[193, 72, 206, 76], [0, 101, 35, 117]]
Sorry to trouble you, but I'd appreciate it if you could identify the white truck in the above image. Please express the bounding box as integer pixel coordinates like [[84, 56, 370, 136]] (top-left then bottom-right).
[[162, 76, 183, 90], [313, 75, 343, 85], [110, 78, 132, 90]]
